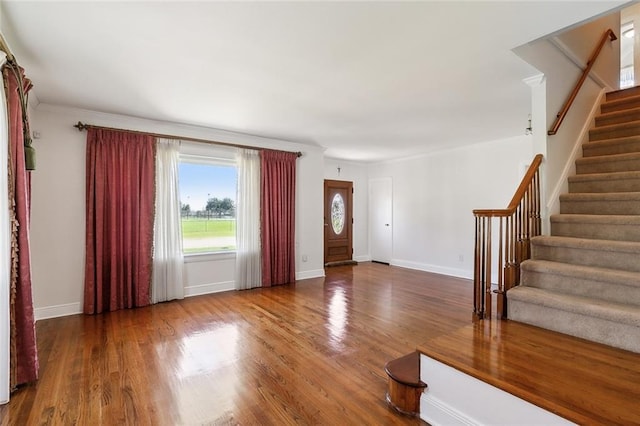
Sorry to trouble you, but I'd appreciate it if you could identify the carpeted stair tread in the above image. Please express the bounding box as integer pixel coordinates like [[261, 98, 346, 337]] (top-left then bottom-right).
[[532, 235, 640, 253], [589, 120, 640, 141], [600, 94, 640, 114], [551, 213, 640, 225], [559, 191, 640, 202], [568, 170, 640, 193], [520, 259, 640, 305], [550, 214, 640, 242], [507, 286, 640, 328], [522, 259, 640, 288], [576, 151, 640, 174], [531, 235, 640, 273], [606, 86, 640, 101], [583, 135, 640, 157], [569, 170, 640, 182], [507, 286, 640, 352], [595, 106, 640, 127], [559, 191, 640, 215]]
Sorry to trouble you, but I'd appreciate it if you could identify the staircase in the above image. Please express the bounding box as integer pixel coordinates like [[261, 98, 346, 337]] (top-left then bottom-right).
[[507, 86, 640, 353]]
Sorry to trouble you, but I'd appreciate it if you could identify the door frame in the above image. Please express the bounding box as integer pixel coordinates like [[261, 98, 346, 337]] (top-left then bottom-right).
[[323, 179, 354, 265], [369, 177, 393, 264]]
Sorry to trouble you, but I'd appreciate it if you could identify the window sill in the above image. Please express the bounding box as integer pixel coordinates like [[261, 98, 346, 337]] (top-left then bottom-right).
[[184, 251, 236, 263]]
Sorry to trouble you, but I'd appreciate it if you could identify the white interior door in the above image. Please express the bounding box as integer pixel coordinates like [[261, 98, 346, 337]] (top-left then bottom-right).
[[369, 177, 392, 264]]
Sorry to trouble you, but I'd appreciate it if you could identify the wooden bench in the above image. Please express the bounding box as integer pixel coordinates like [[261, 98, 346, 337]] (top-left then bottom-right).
[[384, 351, 427, 416]]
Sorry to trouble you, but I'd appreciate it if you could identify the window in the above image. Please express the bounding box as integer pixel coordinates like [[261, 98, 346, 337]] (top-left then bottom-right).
[[179, 154, 237, 254]]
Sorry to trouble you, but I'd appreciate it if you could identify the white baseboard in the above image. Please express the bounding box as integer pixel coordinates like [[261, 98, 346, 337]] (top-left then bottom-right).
[[353, 255, 371, 262], [420, 393, 475, 426], [295, 269, 325, 280], [390, 259, 472, 280], [35, 302, 82, 321], [35, 272, 325, 320], [184, 281, 234, 297]]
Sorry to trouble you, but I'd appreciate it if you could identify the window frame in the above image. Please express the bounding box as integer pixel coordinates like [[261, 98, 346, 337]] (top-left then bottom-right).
[[178, 144, 238, 258]]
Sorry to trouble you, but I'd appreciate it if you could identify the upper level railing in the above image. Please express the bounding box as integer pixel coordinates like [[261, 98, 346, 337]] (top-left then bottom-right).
[[472, 154, 543, 319], [548, 29, 617, 136]]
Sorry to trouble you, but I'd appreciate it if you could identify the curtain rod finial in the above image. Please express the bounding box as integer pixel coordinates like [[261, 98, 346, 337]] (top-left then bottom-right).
[[74, 121, 88, 131]]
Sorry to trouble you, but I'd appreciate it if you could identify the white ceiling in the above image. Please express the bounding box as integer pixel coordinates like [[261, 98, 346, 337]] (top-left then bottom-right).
[[0, 1, 628, 162]]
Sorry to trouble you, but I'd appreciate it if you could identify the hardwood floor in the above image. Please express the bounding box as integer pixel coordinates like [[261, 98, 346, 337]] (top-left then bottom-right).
[[418, 319, 640, 425], [0, 263, 474, 425]]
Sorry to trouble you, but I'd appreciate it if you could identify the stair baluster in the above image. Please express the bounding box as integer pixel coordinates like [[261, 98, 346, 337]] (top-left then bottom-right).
[[473, 154, 543, 319]]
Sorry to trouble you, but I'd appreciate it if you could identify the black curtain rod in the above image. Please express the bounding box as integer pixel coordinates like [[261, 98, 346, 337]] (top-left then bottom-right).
[[73, 121, 303, 158]]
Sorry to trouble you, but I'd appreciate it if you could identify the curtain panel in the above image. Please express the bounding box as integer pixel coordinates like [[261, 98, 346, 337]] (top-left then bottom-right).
[[260, 150, 297, 287], [3, 63, 38, 389], [84, 129, 156, 314], [235, 149, 261, 290], [152, 138, 184, 303]]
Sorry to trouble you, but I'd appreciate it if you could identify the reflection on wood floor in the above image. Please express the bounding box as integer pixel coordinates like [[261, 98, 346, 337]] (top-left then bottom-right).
[[1, 263, 473, 425]]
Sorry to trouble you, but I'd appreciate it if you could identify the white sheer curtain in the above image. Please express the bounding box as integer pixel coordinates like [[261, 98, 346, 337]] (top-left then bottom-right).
[[235, 148, 262, 289], [152, 138, 184, 302], [0, 56, 10, 403]]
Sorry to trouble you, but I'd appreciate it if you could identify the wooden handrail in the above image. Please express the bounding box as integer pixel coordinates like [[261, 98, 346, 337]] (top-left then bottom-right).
[[472, 154, 543, 319], [548, 29, 617, 136]]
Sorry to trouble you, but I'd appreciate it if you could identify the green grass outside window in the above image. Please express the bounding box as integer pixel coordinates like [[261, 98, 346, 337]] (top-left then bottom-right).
[[181, 218, 236, 254]]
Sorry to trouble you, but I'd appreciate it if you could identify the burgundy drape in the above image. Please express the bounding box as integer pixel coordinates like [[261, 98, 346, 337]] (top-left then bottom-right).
[[84, 129, 156, 314], [260, 150, 297, 287], [4, 63, 38, 388]]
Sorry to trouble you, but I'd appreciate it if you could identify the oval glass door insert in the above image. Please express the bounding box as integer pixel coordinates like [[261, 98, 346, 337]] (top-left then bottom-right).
[[331, 193, 345, 234]]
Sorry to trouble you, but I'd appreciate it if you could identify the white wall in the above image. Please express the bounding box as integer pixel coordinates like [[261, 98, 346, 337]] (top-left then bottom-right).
[[555, 13, 621, 91], [323, 158, 369, 261], [367, 135, 534, 279], [29, 104, 325, 319]]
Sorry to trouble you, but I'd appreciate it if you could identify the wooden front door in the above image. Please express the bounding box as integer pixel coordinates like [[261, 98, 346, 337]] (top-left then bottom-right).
[[324, 180, 353, 265]]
